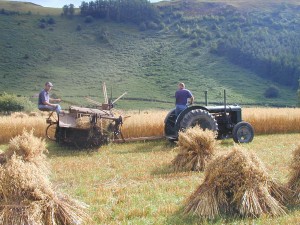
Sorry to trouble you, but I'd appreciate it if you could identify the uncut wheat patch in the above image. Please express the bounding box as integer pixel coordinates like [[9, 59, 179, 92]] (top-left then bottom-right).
[[11, 112, 28, 119], [0, 115, 46, 144], [121, 110, 167, 138], [244, 108, 300, 134], [0, 130, 90, 225], [172, 126, 217, 172], [288, 144, 300, 204], [185, 146, 290, 219]]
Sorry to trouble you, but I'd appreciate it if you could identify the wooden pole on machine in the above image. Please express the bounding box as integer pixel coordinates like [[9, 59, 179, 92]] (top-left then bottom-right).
[[103, 82, 108, 104]]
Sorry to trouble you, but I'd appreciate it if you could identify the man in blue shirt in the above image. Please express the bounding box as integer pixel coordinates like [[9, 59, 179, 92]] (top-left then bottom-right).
[[175, 82, 194, 116], [38, 82, 62, 114]]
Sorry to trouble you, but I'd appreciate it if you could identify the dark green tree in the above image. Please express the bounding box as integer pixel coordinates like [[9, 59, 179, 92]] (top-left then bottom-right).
[[79, 0, 159, 24], [62, 5, 69, 16], [69, 4, 75, 17], [297, 78, 300, 107]]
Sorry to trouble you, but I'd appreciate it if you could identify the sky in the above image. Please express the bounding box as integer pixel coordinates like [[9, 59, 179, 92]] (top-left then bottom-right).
[[9, 0, 162, 8]]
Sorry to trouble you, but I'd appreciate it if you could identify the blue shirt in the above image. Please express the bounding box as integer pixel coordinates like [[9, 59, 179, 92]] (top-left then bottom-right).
[[175, 89, 193, 105], [38, 89, 49, 105]]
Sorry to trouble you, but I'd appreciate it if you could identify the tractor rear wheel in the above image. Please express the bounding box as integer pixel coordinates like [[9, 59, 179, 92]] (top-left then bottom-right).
[[232, 122, 254, 143], [180, 109, 218, 131]]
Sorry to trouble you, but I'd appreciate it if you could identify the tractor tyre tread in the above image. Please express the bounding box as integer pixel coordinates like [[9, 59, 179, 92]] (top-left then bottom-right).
[[180, 109, 218, 131]]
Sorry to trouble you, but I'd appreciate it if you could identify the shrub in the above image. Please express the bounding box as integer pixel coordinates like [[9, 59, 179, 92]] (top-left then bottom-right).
[[84, 15, 93, 23], [76, 24, 82, 31], [197, 38, 203, 46], [192, 50, 201, 56], [173, 12, 183, 19], [298, 79, 300, 107], [205, 32, 212, 41], [159, 22, 166, 30], [215, 31, 222, 38], [39, 22, 46, 29], [139, 22, 147, 31], [47, 17, 55, 25], [190, 32, 198, 39], [97, 28, 110, 43], [0, 93, 35, 113], [210, 42, 218, 53], [191, 40, 198, 48], [147, 21, 159, 30], [264, 85, 280, 98]]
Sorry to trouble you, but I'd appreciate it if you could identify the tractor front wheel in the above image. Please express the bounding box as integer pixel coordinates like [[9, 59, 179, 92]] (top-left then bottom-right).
[[180, 109, 218, 132], [232, 122, 254, 143]]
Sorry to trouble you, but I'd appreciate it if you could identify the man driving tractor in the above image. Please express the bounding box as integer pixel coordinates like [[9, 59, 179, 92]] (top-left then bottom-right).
[[175, 82, 194, 116]]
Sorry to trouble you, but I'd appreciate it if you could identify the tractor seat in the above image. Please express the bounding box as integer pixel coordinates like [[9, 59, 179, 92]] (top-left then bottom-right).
[[38, 108, 52, 112]]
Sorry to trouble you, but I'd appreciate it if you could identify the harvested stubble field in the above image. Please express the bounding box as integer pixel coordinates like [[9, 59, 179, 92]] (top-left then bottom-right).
[[45, 134, 300, 224], [0, 108, 299, 144]]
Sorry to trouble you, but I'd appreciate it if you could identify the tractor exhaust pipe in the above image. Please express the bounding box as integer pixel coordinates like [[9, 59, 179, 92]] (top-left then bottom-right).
[[205, 90, 208, 106], [224, 89, 227, 114]]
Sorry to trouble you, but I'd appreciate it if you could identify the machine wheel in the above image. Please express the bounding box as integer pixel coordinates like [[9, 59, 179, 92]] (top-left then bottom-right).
[[232, 122, 254, 143], [180, 109, 218, 131], [46, 124, 57, 141]]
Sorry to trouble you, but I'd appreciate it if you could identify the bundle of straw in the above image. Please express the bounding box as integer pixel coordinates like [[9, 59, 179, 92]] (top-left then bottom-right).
[[288, 144, 300, 204], [76, 117, 91, 129], [172, 126, 217, 172], [0, 130, 90, 224], [185, 147, 289, 219], [76, 116, 109, 130], [5, 129, 49, 174]]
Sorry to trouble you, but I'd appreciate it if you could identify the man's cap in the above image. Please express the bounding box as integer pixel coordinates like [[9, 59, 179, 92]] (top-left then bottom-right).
[[45, 81, 53, 87]]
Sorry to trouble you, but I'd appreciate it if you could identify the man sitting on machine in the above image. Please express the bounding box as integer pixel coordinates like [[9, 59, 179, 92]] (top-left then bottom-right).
[[38, 81, 62, 115]]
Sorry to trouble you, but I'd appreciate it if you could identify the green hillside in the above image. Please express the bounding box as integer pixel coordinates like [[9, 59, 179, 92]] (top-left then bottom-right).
[[0, 0, 299, 110]]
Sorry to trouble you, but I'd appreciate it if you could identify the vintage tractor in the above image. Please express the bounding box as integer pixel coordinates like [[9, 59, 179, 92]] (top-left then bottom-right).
[[164, 90, 254, 143]]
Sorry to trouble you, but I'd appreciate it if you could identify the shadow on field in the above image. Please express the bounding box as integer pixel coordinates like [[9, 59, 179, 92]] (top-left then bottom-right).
[[165, 206, 256, 225], [151, 163, 200, 180], [287, 205, 300, 214], [151, 163, 175, 176], [165, 206, 220, 225], [219, 139, 235, 147], [46, 142, 98, 158], [112, 140, 173, 154]]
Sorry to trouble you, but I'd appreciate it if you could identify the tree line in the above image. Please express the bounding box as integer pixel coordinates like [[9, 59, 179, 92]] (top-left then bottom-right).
[[79, 0, 159, 24], [213, 28, 300, 89], [159, 3, 300, 89]]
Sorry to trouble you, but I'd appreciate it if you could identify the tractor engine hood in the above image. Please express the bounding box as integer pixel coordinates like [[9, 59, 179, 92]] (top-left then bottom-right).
[[205, 105, 241, 113]]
